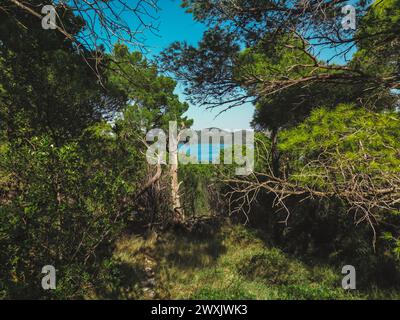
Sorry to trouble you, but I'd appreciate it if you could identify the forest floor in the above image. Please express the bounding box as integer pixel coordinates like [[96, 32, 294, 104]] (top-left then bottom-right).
[[89, 221, 400, 300]]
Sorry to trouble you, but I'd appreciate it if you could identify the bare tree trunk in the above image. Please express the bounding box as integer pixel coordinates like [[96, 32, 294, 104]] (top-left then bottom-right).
[[169, 123, 185, 223], [170, 155, 184, 223], [134, 163, 162, 201]]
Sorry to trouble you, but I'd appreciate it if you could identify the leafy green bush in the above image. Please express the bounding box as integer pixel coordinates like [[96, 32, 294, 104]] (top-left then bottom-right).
[[0, 128, 145, 299]]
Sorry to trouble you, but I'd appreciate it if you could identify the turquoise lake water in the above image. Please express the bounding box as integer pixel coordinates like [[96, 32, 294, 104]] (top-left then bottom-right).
[[178, 143, 227, 162]]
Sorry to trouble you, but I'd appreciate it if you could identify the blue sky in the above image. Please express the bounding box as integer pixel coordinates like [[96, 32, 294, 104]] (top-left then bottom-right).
[[130, 0, 356, 130], [141, 0, 255, 130]]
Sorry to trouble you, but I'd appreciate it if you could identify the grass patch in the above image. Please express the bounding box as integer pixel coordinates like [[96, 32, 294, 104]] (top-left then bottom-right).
[[99, 222, 398, 300]]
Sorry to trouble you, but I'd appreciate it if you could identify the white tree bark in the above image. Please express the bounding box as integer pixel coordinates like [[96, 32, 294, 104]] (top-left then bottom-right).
[[169, 122, 185, 222]]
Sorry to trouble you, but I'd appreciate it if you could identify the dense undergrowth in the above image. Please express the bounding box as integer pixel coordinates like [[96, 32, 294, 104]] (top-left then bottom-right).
[[90, 222, 400, 300]]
